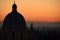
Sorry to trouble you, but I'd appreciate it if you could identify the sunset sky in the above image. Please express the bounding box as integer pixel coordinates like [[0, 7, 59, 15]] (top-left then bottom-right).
[[0, 0, 60, 22]]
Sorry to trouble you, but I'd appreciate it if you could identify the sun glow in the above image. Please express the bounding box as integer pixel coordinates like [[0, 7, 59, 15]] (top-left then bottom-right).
[[0, 0, 60, 22]]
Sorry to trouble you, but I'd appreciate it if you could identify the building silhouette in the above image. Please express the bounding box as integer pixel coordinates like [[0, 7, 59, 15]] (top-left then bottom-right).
[[2, 2, 26, 31], [30, 22, 34, 31], [1, 2, 29, 40]]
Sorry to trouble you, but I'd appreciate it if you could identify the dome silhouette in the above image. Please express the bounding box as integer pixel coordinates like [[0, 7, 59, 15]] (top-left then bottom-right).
[[2, 2, 26, 31]]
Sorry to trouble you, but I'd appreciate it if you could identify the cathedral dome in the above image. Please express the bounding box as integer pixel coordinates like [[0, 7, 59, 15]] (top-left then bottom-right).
[[2, 2, 26, 31]]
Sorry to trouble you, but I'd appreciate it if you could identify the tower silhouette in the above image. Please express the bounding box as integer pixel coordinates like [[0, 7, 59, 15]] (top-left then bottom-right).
[[30, 22, 33, 31], [2, 1, 26, 31]]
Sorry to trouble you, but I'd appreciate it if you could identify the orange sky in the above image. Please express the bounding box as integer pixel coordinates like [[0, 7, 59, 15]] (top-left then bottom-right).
[[0, 0, 60, 22]]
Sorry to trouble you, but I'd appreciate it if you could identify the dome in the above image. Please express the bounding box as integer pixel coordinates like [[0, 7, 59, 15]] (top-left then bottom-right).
[[2, 3, 26, 31]]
